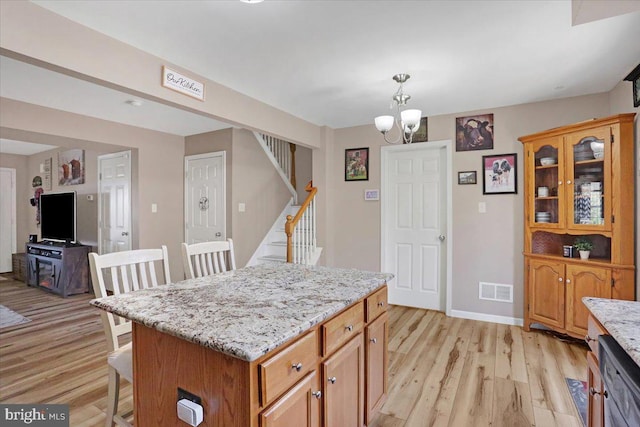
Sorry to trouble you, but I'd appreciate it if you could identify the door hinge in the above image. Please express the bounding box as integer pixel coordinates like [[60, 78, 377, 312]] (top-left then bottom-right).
[[610, 134, 614, 143], [99, 173, 102, 180], [611, 278, 615, 288], [612, 215, 615, 224]]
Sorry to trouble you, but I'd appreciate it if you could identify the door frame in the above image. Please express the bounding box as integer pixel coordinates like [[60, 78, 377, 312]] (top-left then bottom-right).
[[184, 151, 227, 243], [0, 167, 17, 270], [380, 140, 453, 315], [97, 150, 133, 254]]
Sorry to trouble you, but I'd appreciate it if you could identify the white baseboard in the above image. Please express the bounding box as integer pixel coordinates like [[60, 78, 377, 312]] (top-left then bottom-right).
[[449, 309, 524, 327]]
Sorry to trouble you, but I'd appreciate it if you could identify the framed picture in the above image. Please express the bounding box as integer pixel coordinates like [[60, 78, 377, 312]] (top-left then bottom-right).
[[482, 153, 517, 195], [458, 171, 477, 185], [406, 117, 428, 142], [58, 149, 85, 186], [345, 147, 369, 181], [455, 113, 494, 152], [624, 63, 640, 107]]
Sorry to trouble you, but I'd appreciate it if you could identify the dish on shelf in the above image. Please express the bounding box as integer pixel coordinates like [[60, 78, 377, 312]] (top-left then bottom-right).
[[594, 151, 604, 159], [540, 157, 557, 166], [590, 141, 604, 152]]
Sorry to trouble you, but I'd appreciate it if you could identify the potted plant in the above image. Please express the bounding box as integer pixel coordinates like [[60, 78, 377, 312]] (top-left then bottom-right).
[[574, 237, 593, 260]]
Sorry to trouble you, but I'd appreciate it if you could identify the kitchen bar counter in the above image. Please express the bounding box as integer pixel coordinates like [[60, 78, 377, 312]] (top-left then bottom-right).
[[582, 297, 640, 367], [90, 263, 392, 361]]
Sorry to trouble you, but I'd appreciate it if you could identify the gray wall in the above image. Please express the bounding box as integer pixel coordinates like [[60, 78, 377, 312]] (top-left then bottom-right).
[[327, 92, 623, 320]]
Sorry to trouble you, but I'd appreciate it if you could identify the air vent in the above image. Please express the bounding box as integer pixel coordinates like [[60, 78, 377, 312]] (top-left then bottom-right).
[[479, 282, 513, 303]]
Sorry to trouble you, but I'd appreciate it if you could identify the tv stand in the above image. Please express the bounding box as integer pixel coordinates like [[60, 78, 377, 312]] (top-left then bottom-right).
[[26, 242, 90, 297]]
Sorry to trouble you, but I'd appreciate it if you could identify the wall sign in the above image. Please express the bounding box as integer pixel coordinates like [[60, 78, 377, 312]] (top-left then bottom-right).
[[162, 66, 205, 101]]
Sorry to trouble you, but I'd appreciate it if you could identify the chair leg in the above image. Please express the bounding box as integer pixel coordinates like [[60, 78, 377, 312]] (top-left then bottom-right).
[[105, 367, 120, 427]]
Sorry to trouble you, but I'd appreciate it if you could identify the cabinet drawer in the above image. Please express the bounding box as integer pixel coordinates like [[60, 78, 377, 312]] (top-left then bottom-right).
[[259, 330, 318, 407], [322, 302, 364, 356], [586, 315, 607, 356], [365, 286, 388, 322]]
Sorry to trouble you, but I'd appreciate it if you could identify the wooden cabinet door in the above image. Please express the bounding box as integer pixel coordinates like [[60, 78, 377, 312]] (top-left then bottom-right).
[[323, 333, 364, 427], [365, 313, 388, 425], [528, 259, 565, 329], [260, 371, 321, 427], [587, 352, 604, 427], [565, 265, 611, 336]]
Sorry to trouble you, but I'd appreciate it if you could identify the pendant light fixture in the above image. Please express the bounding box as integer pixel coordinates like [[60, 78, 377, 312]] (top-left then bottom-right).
[[374, 74, 422, 144]]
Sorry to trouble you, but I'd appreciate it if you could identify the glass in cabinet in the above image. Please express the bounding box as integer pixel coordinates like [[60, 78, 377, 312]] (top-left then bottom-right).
[[565, 128, 611, 232], [529, 137, 563, 228]]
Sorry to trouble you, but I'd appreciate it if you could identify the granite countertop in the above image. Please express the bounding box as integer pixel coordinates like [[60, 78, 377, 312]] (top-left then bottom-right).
[[583, 297, 640, 366], [90, 263, 392, 362]]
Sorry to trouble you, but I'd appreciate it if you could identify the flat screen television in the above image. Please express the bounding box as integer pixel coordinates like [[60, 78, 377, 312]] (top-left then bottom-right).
[[39, 191, 77, 244]]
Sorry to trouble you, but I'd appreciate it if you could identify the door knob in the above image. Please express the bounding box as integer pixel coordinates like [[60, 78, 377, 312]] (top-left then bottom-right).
[[121, 231, 129, 236], [215, 232, 222, 237], [438, 235, 446, 241]]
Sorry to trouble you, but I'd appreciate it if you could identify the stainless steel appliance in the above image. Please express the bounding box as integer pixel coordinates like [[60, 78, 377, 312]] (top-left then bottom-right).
[[599, 335, 640, 427]]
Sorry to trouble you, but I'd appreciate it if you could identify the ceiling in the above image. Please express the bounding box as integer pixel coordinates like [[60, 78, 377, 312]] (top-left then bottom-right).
[[1, 1, 640, 155]]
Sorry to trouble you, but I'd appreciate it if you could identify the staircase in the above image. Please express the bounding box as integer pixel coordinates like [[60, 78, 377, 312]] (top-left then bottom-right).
[[248, 133, 322, 266]]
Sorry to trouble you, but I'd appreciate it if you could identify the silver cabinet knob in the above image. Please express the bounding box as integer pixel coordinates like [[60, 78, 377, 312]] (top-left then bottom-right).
[[345, 325, 353, 332], [377, 301, 385, 307], [370, 338, 377, 344], [292, 363, 302, 372], [328, 377, 337, 384], [558, 181, 563, 186], [312, 391, 322, 399], [566, 279, 571, 284], [558, 277, 563, 282], [567, 180, 572, 185]]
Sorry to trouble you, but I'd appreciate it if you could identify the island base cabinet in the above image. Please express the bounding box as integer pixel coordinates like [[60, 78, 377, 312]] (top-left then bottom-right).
[[260, 371, 320, 427], [587, 351, 604, 427], [365, 313, 388, 425], [323, 333, 364, 427]]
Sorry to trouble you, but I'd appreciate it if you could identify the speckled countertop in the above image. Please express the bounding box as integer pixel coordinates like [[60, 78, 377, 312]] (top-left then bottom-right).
[[90, 263, 392, 362], [583, 297, 640, 366]]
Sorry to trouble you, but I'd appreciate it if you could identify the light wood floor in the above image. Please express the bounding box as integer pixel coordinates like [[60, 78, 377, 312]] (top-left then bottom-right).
[[0, 276, 587, 426]]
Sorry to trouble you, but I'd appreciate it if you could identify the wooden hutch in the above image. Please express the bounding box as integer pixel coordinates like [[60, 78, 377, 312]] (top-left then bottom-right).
[[518, 113, 636, 339]]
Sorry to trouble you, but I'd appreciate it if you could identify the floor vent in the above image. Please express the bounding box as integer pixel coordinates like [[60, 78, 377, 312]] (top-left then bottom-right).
[[479, 282, 513, 303]]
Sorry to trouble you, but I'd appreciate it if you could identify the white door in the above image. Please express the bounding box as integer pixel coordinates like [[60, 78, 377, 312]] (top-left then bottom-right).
[[0, 168, 16, 272], [381, 142, 451, 311], [98, 151, 132, 254], [184, 152, 226, 244]]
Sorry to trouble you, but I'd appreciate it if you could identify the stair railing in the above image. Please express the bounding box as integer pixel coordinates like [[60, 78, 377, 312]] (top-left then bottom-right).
[[285, 181, 317, 264], [253, 132, 298, 203]]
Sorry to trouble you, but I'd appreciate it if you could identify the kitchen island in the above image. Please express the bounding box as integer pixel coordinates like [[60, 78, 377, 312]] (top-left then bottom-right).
[[91, 263, 392, 427], [582, 297, 640, 427]]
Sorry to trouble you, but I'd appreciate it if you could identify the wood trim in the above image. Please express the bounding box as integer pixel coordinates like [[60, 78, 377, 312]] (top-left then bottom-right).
[[285, 181, 317, 263], [518, 113, 635, 143]]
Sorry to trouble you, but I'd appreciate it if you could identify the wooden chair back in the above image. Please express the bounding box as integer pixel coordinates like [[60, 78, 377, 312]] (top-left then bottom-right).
[[88, 246, 171, 351], [181, 239, 237, 279]]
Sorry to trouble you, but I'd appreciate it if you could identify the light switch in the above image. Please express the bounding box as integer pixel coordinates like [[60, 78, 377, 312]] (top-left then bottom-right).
[[478, 202, 486, 213], [151, 203, 158, 213], [238, 203, 246, 212]]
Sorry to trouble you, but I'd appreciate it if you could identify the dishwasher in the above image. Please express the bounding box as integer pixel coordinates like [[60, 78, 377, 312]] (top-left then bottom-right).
[[599, 334, 640, 427]]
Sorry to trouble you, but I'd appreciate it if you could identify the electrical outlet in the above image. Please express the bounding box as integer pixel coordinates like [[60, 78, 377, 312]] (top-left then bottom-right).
[[177, 388, 202, 405]]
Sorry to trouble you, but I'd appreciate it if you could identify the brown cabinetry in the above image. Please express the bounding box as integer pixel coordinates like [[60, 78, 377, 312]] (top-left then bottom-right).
[[323, 333, 364, 427], [519, 114, 636, 339], [260, 371, 321, 427], [585, 314, 609, 427], [133, 285, 388, 427]]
